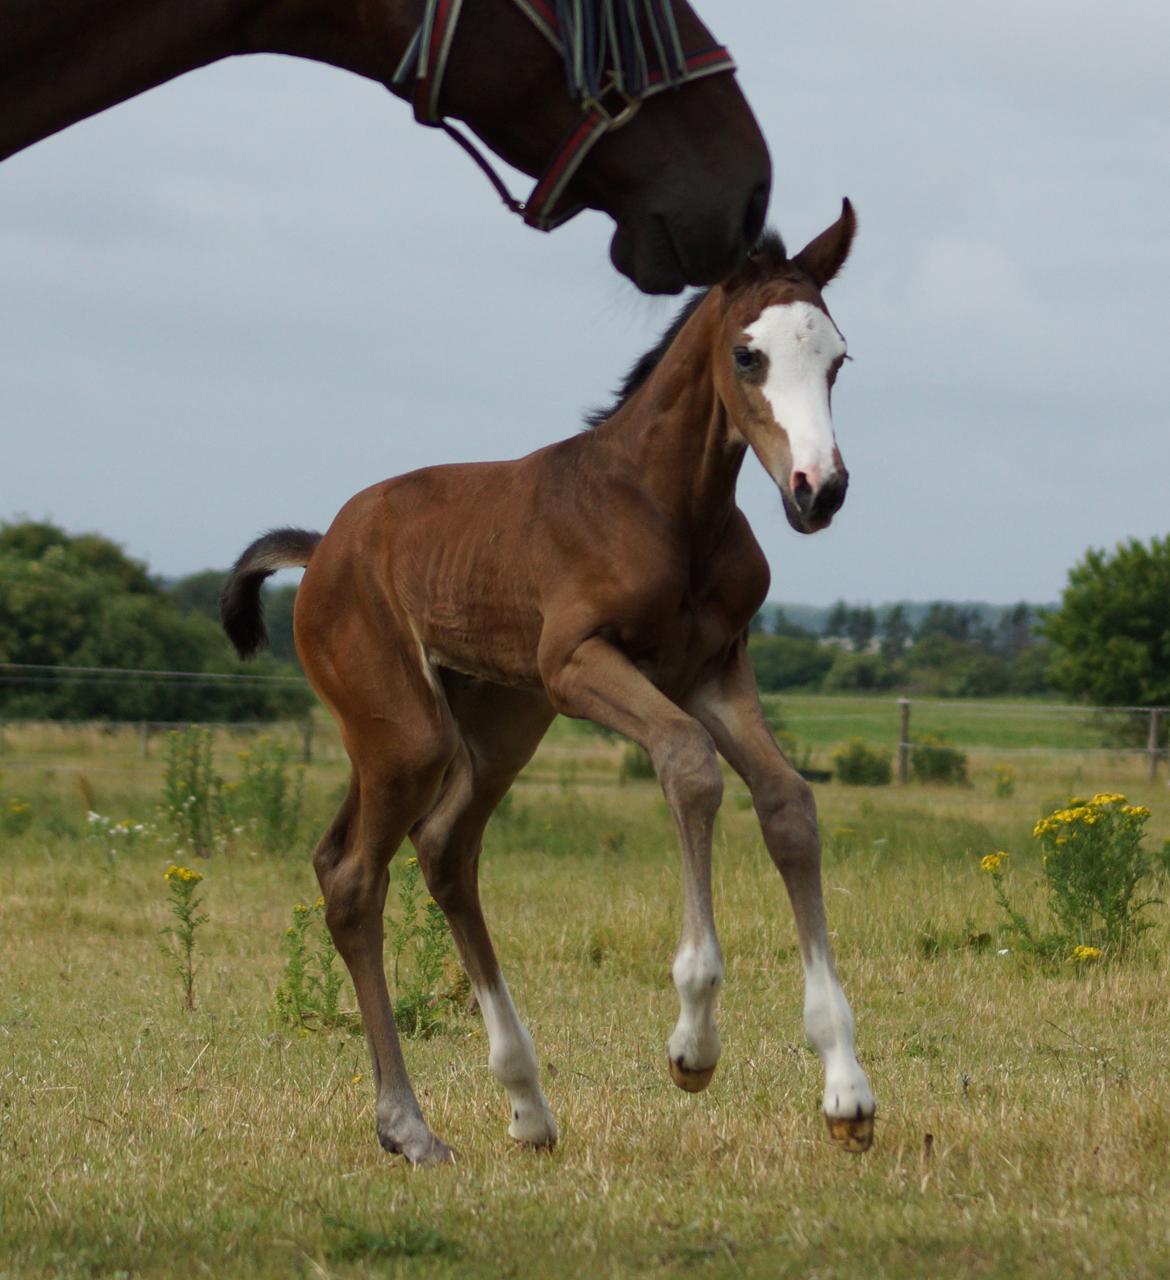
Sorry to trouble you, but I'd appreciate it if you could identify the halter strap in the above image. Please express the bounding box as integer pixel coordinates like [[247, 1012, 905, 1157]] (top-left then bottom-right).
[[391, 0, 736, 231]]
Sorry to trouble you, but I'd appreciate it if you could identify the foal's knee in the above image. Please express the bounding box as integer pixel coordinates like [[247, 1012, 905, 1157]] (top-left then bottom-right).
[[653, 721, 723, 815], [755, 770, 820, 870]]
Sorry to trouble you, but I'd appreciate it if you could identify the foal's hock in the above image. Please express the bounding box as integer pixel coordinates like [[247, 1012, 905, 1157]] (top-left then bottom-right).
[[222, 202, 875, 1164]]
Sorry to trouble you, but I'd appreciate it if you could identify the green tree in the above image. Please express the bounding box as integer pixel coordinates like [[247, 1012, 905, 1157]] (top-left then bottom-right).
[[823, 599, 850, 640], [1044, 535, 1170, 707], [169, 571, 300, 664], [845, 606, 877, 653], [748, 633, 834, 692], [0, 520, 312, 721], [879, 604, 912, 661]]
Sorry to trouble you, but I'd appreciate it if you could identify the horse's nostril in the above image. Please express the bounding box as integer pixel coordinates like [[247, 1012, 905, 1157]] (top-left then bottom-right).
[[791, 471, 814, 516], [743, 180, 769, 246]]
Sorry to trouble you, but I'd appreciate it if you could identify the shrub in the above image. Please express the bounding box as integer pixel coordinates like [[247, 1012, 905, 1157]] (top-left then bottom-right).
[[823, 651, 899, 692], [994, 764, 1016, 798], [618, 743, 655, 782], [832, 738, 892, 786], [910, 735, 968, 785]]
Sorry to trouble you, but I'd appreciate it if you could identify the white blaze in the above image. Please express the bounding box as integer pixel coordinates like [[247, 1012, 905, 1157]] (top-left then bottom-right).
[[744, 301, 845, 485]]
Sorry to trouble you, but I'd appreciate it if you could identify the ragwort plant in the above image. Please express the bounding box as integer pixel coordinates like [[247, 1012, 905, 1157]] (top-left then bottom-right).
[[160, 864, 208, 1011], [274, 898, 353, 1032], [389, 857, 462, 1039], [983, 792, 1160, 963], [225, 737, 304, 855], [162, 726, 223, 858]]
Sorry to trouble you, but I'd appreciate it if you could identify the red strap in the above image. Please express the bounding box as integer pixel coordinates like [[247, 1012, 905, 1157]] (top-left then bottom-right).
[[523, 44, 736, 230]]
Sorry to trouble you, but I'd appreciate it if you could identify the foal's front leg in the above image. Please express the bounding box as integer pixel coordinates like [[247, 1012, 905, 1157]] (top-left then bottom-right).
[[687, 645, 876, 1152], [542, 637, 725, 1091]]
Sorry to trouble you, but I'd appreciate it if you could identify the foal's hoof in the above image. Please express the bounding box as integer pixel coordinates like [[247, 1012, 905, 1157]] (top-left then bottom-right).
[[669, 1057, 717, 1093], [825, 1110, 874, 1154], [508, 1105, 558, 1149], [379, 1129, 457, 1167]]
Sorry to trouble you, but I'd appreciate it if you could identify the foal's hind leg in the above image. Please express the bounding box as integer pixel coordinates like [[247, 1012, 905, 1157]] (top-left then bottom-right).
[[312, 688, 458, 1165], [686, 643, 875, 1153], [411, 678, 558, 1147]]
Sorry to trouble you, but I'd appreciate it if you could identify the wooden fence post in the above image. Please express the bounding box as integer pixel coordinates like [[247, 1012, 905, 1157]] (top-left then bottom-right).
[[1148, 707, 1162, 782], [898, 697, 911, 784]]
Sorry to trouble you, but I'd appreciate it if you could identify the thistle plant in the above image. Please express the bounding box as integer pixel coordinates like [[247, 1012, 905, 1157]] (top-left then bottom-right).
[[983, 792, 1160, 962], [161, 864, 208, 1011]]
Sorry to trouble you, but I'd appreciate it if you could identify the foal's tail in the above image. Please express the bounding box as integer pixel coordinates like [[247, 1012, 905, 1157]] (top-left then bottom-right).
[[220, 527, 321, 660]]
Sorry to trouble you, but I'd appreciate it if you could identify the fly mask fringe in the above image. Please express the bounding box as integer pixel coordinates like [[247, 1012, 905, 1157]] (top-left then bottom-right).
[[553, 0, 687, 100]]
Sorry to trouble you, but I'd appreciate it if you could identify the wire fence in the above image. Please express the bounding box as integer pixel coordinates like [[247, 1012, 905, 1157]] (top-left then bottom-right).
[[1, 664, 1168, 783]]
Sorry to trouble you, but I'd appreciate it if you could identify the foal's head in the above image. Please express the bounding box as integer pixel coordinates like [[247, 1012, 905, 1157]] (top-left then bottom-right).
[[714, 201, 856, 534]]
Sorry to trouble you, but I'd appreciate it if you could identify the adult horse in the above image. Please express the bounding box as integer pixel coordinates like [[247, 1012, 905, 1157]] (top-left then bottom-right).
[[221, 200, 876, 1164], [0, 0, 770, 293]]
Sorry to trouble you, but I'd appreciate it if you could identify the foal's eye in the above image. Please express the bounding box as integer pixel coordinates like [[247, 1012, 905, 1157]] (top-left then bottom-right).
[[733, 346, 761, 373]]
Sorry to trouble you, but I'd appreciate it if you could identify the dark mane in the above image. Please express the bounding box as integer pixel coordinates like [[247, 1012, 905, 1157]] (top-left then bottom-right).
[[584, 228, 788, 429], [585, 290, 707, 428]]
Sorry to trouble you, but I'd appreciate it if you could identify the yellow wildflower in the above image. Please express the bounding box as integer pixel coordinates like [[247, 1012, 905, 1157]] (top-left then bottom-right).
[[315, 895, 325, 909], [1121, 805, 1150, 820], [293, 902, 310, 917], [1090, 792, 1126, 807], [164, 864, 203, 884], [406, 856, 418, 868], [1071, 945, 1102, 962], [351, 1073, 364, 1084], [980, 852, 1008, 873]]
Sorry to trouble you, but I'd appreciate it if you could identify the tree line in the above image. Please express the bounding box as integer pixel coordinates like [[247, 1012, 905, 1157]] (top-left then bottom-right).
[[750, 531, 1170, 712], [748, 600, 1050, 697], [0, 521, 309, 721], [3, 520, 1167, 721]]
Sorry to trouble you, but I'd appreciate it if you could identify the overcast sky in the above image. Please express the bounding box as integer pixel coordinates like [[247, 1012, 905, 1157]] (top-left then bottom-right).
[[2, 1, 1167, 606]]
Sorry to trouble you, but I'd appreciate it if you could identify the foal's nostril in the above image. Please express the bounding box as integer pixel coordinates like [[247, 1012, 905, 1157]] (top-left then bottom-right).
[[815, 472, 849, 521], [791, 471, 815, 517], [743, 180, 769, 247]]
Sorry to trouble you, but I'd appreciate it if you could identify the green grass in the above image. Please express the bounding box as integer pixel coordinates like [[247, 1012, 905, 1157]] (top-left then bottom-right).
[[766, 692, 1123, 753], [2, 718, 1170, 1278]]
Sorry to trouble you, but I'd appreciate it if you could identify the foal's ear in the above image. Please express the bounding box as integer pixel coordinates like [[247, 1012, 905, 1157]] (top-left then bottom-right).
[[792, 198, 857, 288]]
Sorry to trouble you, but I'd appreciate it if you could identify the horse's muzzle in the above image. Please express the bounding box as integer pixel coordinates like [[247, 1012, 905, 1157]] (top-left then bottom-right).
[[782, 470, 849, 535], [609, 178, 771, 294]]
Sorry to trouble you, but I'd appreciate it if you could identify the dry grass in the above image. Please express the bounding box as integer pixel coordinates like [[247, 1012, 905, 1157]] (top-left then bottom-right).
[[2, 725, 1169, 1278]]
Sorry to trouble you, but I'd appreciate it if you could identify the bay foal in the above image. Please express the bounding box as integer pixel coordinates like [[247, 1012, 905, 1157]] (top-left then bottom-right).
[[222, 202, 876, 1163]]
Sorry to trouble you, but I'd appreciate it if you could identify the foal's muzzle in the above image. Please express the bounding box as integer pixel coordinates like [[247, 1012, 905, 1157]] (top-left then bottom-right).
[[783, 470, 849, 534]]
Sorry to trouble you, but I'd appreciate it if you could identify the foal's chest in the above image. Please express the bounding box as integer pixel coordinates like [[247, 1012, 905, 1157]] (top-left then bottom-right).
[[622, 527, 770, 695]]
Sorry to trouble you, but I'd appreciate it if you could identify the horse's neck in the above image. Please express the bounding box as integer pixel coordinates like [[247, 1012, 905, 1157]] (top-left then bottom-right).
[[0, 0, 413, 163], [596, 301, 745, 535]]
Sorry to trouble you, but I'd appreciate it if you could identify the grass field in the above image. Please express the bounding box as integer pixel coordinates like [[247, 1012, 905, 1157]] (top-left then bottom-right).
[[2, 707, 1169, 1279]]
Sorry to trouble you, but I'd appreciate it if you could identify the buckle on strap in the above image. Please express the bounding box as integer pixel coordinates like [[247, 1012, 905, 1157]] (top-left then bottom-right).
[[581, 79, 642, 131]]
